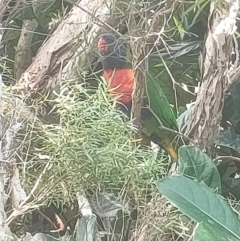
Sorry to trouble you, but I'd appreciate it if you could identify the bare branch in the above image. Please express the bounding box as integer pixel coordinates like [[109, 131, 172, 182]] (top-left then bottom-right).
[[214, 156, 240, 163]]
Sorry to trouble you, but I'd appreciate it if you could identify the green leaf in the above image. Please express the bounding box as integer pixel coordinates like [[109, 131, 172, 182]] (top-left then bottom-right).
[[177, 106, 194, 131], [145, 72, 178, 130], [173, 16, 185, 40], [216, 129, 240, 152], [76, 215, 97, 241], [178, 146, 221, 193], [194, 223, 239, 241], [156, 176, 240, 240], [150, 41, 202, 62]]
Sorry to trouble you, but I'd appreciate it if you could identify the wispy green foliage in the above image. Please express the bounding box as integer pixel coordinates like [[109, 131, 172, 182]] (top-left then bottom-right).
[[30, 81, 167, 207]]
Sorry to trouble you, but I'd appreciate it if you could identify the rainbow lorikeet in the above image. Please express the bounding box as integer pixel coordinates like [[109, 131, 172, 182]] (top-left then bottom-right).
[[97, 33, 180, 160]]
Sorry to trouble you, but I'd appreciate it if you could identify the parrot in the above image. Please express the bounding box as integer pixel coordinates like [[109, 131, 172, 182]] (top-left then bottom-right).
[[97, 33, 181, 160]]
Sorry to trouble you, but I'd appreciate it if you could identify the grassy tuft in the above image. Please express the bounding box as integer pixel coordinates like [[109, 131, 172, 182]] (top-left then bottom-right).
[[26, 81, 168, 208]]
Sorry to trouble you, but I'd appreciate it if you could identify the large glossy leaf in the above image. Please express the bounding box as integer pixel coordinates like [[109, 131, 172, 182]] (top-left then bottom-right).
[[178, 146, 221, 192], [216, 129, 240, 152], [193, 223, 239, 241], [145, 72, 178, 130], [156, 176, 240, 240]]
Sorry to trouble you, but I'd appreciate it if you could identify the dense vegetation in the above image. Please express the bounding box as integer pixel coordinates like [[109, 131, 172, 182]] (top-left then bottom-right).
[[0, 0, 240, 240]]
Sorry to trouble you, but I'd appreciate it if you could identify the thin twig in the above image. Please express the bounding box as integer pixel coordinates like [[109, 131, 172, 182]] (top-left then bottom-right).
[[64, 0, 121, 35], [214, 156, 240, 163], [6, 161, 51, 225]]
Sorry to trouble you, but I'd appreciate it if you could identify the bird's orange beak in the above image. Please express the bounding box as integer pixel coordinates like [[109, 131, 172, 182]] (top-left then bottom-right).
[[98, 37, 107, 55]]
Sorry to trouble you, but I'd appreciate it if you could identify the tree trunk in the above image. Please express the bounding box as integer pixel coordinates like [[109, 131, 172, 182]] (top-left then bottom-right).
[[184, 1, 239, 151], [14, 19, 38, 80]]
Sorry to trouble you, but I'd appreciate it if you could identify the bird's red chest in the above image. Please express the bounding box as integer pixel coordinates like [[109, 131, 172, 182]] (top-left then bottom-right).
[[103, 69, 134, 104]]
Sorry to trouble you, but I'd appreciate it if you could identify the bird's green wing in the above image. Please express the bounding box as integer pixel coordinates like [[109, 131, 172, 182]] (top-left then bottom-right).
[[140, 72, 181, 160], [145, 72, 178, 131]]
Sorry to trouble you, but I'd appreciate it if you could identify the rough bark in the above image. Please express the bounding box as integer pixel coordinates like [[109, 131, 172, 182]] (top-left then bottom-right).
[[14, 19, 38, 80], [184, 1, 239, 150]]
